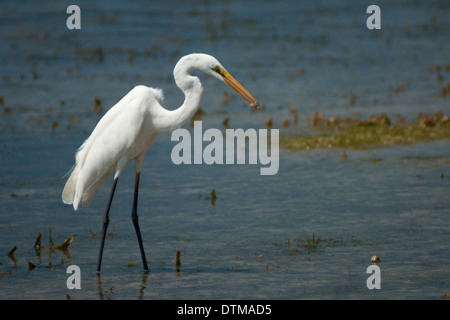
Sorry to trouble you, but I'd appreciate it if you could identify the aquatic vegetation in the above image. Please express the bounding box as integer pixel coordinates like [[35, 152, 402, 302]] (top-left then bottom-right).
[[287, 233, 347, 255], [34, 232, 42, 250], [204, 188, 217, 206], [281, 111, 450, 151], [3, 229, 74, 275], [175, 250, 181, 271], [7, 245, 17, 258], [58, 236, 73, 251]]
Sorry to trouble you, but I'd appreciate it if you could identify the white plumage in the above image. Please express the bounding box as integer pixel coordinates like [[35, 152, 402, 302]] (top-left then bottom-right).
[[62, 86, 164, 209], [61, 53, 260, 272]]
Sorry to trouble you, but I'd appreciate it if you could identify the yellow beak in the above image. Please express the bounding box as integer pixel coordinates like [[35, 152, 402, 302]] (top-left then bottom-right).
[[222, 71, 261, 110]]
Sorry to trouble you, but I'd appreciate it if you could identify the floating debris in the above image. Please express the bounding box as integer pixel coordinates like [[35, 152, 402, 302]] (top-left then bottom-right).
[[250, 101, 262, 111], [289, 107, 299, 124], [222, 116, 230, 128], [51, 121, 59, 131], [2, 107, 11, 116], [339, 151, 348, 161], [93, 97, 103, 116], [265, 115, 273, 128], [441, 82, 450, 98], [27, 261, 36, 271], [371, 255, 381, 265], [190, 107, 205, 126], [220, 91, 229, 106]]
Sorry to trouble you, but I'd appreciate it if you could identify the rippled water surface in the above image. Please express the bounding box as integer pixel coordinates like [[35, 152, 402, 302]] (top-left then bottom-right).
[[0, 0, 449, 299]]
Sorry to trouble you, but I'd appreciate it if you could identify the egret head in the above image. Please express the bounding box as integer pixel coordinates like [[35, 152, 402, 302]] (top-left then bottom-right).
[[176, 53, 261, 110]]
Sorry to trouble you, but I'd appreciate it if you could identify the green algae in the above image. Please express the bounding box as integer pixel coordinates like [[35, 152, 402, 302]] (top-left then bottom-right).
[[281, 111, 450, 151]]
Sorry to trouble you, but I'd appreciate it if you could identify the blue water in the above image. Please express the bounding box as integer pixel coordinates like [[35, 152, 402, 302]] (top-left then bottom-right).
[[0, 0, 449, 299]]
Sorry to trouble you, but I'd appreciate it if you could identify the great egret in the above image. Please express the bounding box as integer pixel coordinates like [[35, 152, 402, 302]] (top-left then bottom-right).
[[62, 53, 260, 273]]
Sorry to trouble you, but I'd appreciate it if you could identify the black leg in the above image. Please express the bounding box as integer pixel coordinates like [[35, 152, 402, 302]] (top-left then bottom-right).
[[97, 177, 119, 274], [132, 172, 149, 273]]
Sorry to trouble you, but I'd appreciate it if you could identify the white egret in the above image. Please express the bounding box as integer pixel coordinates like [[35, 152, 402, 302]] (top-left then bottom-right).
[[62, 53, 260, 273]]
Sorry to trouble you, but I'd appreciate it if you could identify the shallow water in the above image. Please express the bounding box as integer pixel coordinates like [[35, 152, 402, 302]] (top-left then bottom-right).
[[0, 0, 449, 299]]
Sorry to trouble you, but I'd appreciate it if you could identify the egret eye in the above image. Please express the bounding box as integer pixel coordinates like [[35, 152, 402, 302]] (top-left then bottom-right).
[[212, 65, 225, 76]]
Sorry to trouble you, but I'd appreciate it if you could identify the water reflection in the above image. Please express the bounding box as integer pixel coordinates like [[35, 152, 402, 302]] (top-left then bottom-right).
[[96, 273, 149, 300]]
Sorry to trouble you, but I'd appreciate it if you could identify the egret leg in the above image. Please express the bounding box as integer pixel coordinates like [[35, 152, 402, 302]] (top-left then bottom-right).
[[97, 177, 119, 274], [132, 172, 149, 273]]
